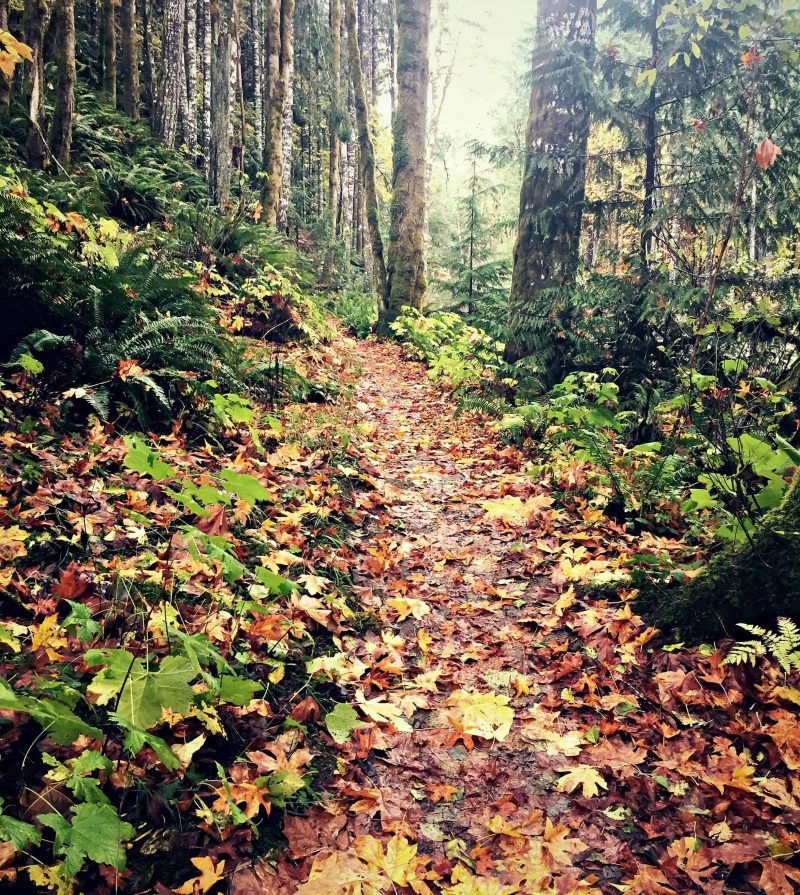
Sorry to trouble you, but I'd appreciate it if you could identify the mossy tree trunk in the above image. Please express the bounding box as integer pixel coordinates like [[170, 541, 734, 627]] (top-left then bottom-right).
[[49, 0, 76, 165], [639, 471, 800, 641], [262, 0, 295, 229], [154, 0, 185, 147], [504, 0, 596, 383], [323, 0, 343, 281], [120, 0, 140, 119], [344, 0, 386, 297], [0, 0, 10, 119], [23, 0, 49, 169], [381, 0, 431, 331], [208, 0, 231, 207], [102, 0, 117, 103]]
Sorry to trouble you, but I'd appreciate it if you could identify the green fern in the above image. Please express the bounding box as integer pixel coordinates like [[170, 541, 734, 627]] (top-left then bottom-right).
[[724, 618, 800, 672]]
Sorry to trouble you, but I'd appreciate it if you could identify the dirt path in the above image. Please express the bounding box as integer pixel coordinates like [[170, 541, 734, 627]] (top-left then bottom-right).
[[256, 337, 797, 895]]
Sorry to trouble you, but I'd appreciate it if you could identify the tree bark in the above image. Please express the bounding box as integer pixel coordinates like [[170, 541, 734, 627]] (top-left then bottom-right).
[[251, 0, 264, 156], [277, 55, 294, 230], [102, 0, 116, 102], [345, 0, 386, 297], [49, 0, 76, 165], [154, 0, 186, 147], [641, 0, 659, 268], [120, 0, 140, 118], [184, 0, 198, 150], [201, 0, 212, 173], [504, 0, 596, 383], [209, 0, 232, 206], [139, 0, 153, 112], [638, 471, 800, 641], [263, 0, 294, 228], [0, 0, 11, 119], [23, 0, 49, 169], [381, 0, 431, 329], [324, 0, 343, 279]]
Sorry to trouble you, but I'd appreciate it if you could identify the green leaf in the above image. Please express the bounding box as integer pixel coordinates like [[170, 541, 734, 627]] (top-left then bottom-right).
[[0, 679, 102, 745], [637, 67, 657, 87], [218, 674, 262, 706], [87, 651, 196, 730], [62, 601, 101, 642], [325, 703, 363, 744], [254, 566, 298, 594], [219, 468, 274, 505], [122, 728, 182, 770], [586, 725, 600, 744], [39, 803, 134, 875], [17, 353, 44, 375], [0, 798, 41, 849], [122, 435, 177, 481]]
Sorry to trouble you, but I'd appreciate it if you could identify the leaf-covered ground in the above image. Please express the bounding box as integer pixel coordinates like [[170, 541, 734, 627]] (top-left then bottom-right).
[[245, 338, 800, 895], [2, 331, 800, 895]]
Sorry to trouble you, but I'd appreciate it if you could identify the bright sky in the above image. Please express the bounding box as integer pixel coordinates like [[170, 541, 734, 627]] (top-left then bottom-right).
[[434, 0, 536, 150]]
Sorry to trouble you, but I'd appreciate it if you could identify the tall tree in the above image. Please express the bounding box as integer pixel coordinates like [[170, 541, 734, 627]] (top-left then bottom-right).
[[0, 0, 10, 118], [201, 0, 212, 173], [23, 0, 49, 169], [102, 0, 117, 102], [324, 0, 343, 279], [120, 0, 140, 118], [504, 0, 597, 381], [345, 0, 386, 295], [263, 0, 295, 228], [208, 0, 232, 206], [154, 0, 186, 147], [381, 0, 431, 329], [184, 0, 199, 150], [139, 0, 153, 112], [49, 0, 76, 164]]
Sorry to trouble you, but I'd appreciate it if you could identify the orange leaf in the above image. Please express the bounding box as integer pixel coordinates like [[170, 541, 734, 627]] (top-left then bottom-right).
[[755, 138, 781, 170]]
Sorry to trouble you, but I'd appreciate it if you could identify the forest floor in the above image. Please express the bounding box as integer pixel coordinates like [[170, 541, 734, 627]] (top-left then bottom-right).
[[240, 335, 800, 895]]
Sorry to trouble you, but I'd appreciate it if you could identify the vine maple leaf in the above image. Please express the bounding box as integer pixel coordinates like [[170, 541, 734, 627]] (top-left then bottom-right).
[[446, 690, 514, 748], [173, 857, 225, 895], [556, 765, 608, 798]]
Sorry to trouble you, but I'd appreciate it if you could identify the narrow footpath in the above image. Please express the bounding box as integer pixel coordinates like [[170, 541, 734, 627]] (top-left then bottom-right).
[[247, 336, 799, 895]]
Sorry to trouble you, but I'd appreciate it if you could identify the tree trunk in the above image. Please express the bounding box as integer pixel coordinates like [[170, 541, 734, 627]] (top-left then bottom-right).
[[139, 0, 153, 112], [23, 0, 49, 170], [263, 0, 294, 228], [381, 0, 431, 330], [49, 0, 76, 165], [504, 0, 596, 382], [0, 0, 10, 119], [201, 0, 212, 173], [209, 0, 232, 206], [102, 0, 116, 102], [184, 0, 198, 150], [324, 0, 343, 280], [345, 0, 386, 297], [638, 471, 800, 641], [120, 0, 140, 118], [251, 0, 264, 156], [641, 0, 659, 268], [277, 56, 294, 230], [154, 0, 186, 147]]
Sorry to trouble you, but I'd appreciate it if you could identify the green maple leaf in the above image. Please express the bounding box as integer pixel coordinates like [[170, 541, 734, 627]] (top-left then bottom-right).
[[123, 435, 177, 481], [87, 650, 196, 729], [0, 679, 102, 746], [39, 803, 134, 875], [325, 703, 363, 744], [219, 468, 274, 504]]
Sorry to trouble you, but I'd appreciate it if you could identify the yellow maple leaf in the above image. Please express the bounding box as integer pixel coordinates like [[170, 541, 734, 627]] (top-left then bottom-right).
[[386, 596, 431, 622], [173, 857, 225, 895], [446, 690, 514, 745], [443, 863, 519, 895], [0, 525, 28, 562], [556, 765, 608, 799], [31, 615, 67, 661]]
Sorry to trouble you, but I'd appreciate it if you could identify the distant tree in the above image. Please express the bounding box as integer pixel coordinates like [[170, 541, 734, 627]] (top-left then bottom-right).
[[345, 0, 386, 294]]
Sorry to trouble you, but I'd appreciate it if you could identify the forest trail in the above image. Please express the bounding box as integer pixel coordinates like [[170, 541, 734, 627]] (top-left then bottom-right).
[[253, 336, 800, 895]]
